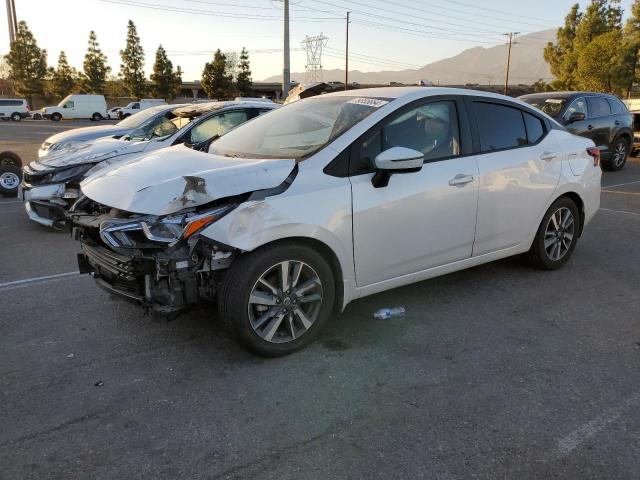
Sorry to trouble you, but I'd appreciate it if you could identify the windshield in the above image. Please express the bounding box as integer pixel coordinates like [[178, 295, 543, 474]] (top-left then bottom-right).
[[521, 97, 567, 117], [209, 96, 390, 159], [126, 112, 190, 141], [117, 105, 171, 128]]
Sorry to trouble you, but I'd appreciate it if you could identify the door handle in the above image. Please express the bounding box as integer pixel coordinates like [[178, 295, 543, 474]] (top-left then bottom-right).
[[587, 125, 594, 130], [540, 151, 557, 161], [615, 120, 621, 126], [449, 174, 474, 186]]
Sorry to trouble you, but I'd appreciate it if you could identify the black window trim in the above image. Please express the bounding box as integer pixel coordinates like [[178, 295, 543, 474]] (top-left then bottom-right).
[[464, 96, 551, 156], [324, 94, 474, 178]]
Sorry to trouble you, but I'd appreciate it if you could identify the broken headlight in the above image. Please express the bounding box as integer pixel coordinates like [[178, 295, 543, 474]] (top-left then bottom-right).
[[100, 204, 236, 248], [48, 163, 94, 183]]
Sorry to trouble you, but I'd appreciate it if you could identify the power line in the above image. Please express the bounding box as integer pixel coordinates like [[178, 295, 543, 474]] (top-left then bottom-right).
[[96, 0, 342, 22]]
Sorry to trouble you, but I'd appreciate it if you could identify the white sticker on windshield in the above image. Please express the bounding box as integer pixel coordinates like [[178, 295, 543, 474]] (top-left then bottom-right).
[[347, 98, 389, 108], [545, 99, 563, 104]]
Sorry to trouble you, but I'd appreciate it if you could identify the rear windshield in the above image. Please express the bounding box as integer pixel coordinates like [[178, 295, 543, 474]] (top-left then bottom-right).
[[209, 96, 390, 160], [521, 97, 567, 118]]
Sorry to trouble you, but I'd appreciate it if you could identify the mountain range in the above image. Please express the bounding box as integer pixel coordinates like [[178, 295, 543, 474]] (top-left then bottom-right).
[[262, 29, 556, 85]]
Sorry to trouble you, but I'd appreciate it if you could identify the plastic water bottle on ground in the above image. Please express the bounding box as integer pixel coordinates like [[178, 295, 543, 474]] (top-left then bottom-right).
[[373, 307, 406, 320]]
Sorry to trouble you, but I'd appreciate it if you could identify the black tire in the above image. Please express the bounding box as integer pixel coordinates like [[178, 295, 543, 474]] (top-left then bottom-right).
[[0, 151, 22, 168], [51, 112, 62, 122], [91, 112, 102, 121], [0, 165, 22, 197], [524, 197, 580, 270], [601, 137, 629, 171], [218, 242, 336, 357], [10, 112, 21, 121]]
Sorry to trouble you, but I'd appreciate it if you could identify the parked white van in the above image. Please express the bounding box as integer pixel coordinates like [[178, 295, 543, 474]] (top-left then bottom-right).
[[42, 95, 108, 122], [117, 99, 167, 118], [0, 99, 30, 121]]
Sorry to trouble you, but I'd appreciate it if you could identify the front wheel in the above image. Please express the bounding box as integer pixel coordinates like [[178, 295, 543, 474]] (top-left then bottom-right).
[[10, 112, 21, 121], [0, 165, 22, 197], [51, 113, 62, 122], [602, 137, 629, 171], [218, 242, 336, 357], [525, 197, 579, 270]]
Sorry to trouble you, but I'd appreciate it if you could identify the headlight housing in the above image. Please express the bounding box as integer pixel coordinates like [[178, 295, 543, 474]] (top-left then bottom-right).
[[48, 163, 94, 183], [100, 204, 236, 248]]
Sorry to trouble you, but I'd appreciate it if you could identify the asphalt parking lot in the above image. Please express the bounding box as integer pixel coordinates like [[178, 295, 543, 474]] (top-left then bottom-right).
[[1, 121, 640, 479]]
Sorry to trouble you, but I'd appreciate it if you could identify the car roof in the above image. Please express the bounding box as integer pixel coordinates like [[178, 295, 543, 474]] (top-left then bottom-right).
[[519, 91, 616, 100], [318, 86, 545, 111], [172, 100, 279, 118]]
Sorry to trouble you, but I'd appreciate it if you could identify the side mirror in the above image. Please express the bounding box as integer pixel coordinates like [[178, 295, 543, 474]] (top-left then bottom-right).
[[372, 146, 423, 188], [567, 112, 585, 124]]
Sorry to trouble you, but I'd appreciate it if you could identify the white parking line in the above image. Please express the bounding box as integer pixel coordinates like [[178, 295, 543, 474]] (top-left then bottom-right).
[[602, 179, 640, 189], [599, 208, 640, 217], [0, 271, 79, 289], [556, 392, 640, 457], [0, 200, 22, 205]]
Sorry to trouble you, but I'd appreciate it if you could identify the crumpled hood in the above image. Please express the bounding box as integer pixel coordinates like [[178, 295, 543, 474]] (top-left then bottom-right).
[[80, 145, 296, 216], [34, 136, 148, 169], [44, 125, 129, 147]]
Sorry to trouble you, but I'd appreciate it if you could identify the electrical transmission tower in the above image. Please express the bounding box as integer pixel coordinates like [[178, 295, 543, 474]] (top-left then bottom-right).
[[301, 33, 329, 82]]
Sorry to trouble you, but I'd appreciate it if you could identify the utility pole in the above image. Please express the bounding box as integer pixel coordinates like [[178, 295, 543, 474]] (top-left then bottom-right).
[[5, 0, 16, 44], [345, 11, 350, 90], [503, 32, 519, 96], [282, 0, 290, 99]]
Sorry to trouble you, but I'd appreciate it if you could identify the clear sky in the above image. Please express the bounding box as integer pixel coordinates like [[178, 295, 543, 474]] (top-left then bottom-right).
[[0, 0, 635, 81]]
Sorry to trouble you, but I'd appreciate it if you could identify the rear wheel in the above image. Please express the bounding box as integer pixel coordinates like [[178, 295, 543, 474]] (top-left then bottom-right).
[[525, 197, 579, 270], [91, 112, 102, 121], [10, 112, 21, 121], [602, 137, 629, 171], [218, 242, 336, 357], [51, 112, 62, 122]]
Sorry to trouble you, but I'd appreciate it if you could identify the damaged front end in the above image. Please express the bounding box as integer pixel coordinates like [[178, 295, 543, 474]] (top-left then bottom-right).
[[21, 162, 93, 227], [69, 195, 246, 314]]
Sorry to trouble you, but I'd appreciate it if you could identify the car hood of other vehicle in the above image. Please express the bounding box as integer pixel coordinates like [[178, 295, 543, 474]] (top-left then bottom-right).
[[34, 136, 149, 169], [80, 145, 296, 216], [43, 125, 129, 148]]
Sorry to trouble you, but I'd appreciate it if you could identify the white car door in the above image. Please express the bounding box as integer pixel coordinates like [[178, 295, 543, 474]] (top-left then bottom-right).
[[351, 98, 479, 286], [469, 99, 562, 256]]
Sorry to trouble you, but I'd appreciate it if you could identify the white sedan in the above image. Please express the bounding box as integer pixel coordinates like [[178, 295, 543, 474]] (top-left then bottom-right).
[[71, 87, 601, 356]]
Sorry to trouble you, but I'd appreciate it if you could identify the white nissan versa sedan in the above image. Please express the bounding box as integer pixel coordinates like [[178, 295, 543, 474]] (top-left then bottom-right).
[[69, 87, 601, 356]]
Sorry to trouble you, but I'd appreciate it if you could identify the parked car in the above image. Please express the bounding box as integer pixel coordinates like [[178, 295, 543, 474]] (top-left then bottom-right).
[[40, 94, 108, 121], [21, 101, 278, 227], [0, 98, 29, 121], [38, 104, 185, 158], [106, 107, 122, 120], [69, 87, 601, 356], [117, 99, 167, 119], [0, 151, 22, 196], [519, 92, 634, 171]]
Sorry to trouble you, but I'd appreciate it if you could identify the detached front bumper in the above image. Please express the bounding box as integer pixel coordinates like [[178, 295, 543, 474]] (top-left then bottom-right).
[[20, 182, 80, 227]]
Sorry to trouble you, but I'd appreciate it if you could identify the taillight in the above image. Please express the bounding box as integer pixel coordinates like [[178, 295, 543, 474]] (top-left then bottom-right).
[[587, 147, 600, 167]]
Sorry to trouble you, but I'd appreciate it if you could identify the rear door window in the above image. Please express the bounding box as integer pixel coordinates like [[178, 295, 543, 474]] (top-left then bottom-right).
[[587, 97, 612, 118], [473, 102, 527, 152]]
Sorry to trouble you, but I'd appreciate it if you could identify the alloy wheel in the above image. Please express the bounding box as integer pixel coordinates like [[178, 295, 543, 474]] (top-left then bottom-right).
[[0, 171, 20, 191], [613, 141, 627, 167], [544, 207, 574, 261], [247, 260, 323, 343]]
